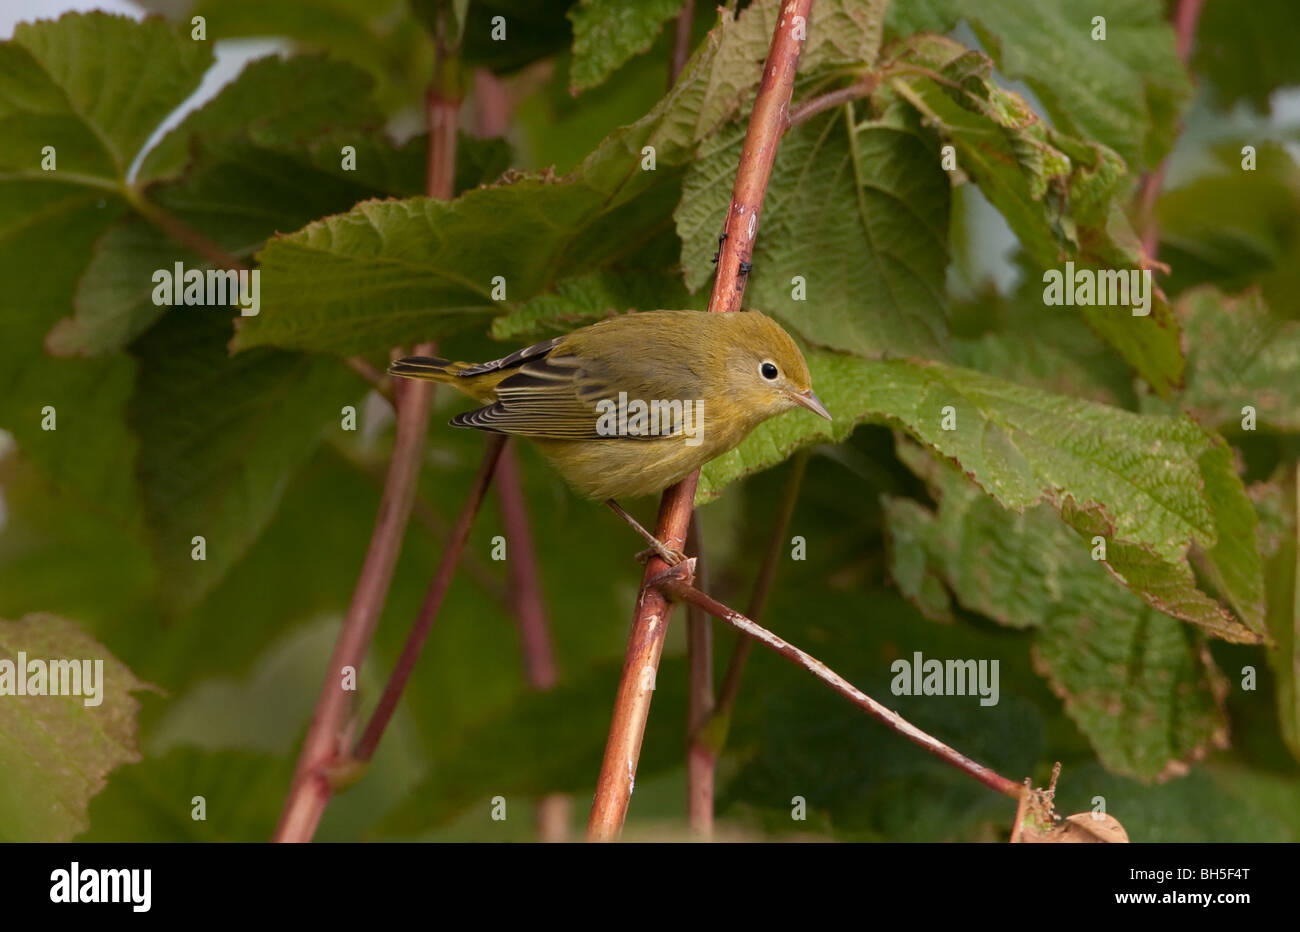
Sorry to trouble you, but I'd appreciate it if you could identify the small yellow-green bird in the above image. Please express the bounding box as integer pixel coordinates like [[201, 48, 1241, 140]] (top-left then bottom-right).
[[389, 309, 829, 561]]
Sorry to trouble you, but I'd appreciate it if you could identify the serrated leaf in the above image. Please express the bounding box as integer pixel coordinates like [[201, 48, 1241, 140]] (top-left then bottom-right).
[[234, 25, 730, 355], [0, 614, 149, 841], [678, 103, 950, 359], [46, 54, 436, 358], [1165, 287, 1300, 439], [489, 268, 698, 341], [885, 445, 1226, 779], [882, 34, 1183, 396], [886, 0, 1191, 168], [702, 351, 1264, 643], [1252, 470, 1300, 763], [568, 0, 682, 94], [128, 313, 364, 612]]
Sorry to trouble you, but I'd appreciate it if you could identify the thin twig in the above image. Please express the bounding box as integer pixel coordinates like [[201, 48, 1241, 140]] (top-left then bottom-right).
[[273, 18, 464, 842], [324, 436, 509, 605], [671, 0, 697, 86], [711, 448, 808, 733], [655, 568, 1025, 800], [495, 441, 558, 690], [1137, 0, 1204, 259], [125, 187, 247, 271], [353, 435, 507, 761], [684, 512, 714, 837], [787, 75, 878, 128], [344, 356, 396, 405], [587, 0, 816, 842], [273, 372, 438, 842]]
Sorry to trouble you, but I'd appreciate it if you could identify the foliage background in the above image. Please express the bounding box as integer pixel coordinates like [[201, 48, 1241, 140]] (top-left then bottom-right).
[[1, 0, 1298, 841]]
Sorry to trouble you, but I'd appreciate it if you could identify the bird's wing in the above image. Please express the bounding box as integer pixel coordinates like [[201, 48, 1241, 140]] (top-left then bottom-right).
[[450, 351, 694, 440]]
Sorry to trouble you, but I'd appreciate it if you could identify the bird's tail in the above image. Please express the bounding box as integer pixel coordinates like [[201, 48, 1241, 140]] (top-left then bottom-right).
[[388, 355, 462, 381]]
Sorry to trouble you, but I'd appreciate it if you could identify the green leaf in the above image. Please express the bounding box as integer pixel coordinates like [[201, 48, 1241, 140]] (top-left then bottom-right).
[[45, 54, 434, 359], [378, 657, 688, 836], [885, 446, 1227, 779], [136, 52, 383, 183], [0, 12, 212, 185], [1252, 469, 1300, 763], [0, 614, 149, 841], [1157, 145, 1300, 311], [1145, 288, 1300, 434], [461, 1, 576, 74], [702, 352, 1264, 643], [80, 748, 290, 841], [128, 313, 364, 612], [233, 21, 731, 355], [678, 103, 951, 360], [489, 268, 698, 341], [885, 0, 1191, 169], [883, 34, 1184, 396], [1193, 0, 1300, 113], [183, 0, 434, 112], [568, 0, 682, 94]]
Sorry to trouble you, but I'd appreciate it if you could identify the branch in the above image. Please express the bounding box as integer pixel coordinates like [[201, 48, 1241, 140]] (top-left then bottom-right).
[[1137, 0, 1204, 259], [654, 568, 1025, 800], [712, 448, 808, 732], [273, 23, 464, 842], [353, 435, 507, 761], [684, 513, 714, 836], [495, 441, 558, 690], [273, 370, 438, 841], [586, 0, 816, 842], [344, 356, 396, 405], [671, 0, 697, 85], [787, 75, 878, 128]]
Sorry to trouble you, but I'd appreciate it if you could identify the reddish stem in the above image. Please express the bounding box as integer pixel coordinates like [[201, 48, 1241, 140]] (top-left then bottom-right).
[[495, 441, 558, 690], [273, 370, 437, 842], [1138, 0, 1204, 259], [586, 0, 816, 842], [684, 513, 714, 836], [353, 435, 507, 761]]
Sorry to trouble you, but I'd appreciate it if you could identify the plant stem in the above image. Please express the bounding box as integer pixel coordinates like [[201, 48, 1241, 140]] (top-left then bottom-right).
[[273, 371, 438, 841], [684, 512, 714, 837], [353, 435, 507, 761], [654, 568, 1025, 800], [273, 22, 464, 842], [1137, 0, 1204, 259], [787, 75, 878, 128], [671, 0, 697, 85], [586, 0, 816, 842], [711, 448, 808, 734], [495, 442, 558, 690]]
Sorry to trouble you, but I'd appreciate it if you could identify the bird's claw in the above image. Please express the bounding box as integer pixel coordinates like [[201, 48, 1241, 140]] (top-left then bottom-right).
[[635, 543, 687, 567]]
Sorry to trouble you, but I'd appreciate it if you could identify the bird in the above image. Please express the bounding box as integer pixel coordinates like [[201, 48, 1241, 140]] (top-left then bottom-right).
[[389, 309, 830, 563]]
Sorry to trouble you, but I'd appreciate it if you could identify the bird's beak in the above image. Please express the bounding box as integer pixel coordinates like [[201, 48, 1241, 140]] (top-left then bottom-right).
[[790, 388, 832, 421]]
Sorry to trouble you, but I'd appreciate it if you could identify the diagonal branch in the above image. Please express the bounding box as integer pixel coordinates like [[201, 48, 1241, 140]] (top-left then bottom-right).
[[586, 0, 817, 842], [654, 566, 1025, 800]]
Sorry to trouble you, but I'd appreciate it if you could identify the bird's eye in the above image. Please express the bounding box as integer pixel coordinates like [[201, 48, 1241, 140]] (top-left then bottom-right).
[[760, 361, 779, 381]]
